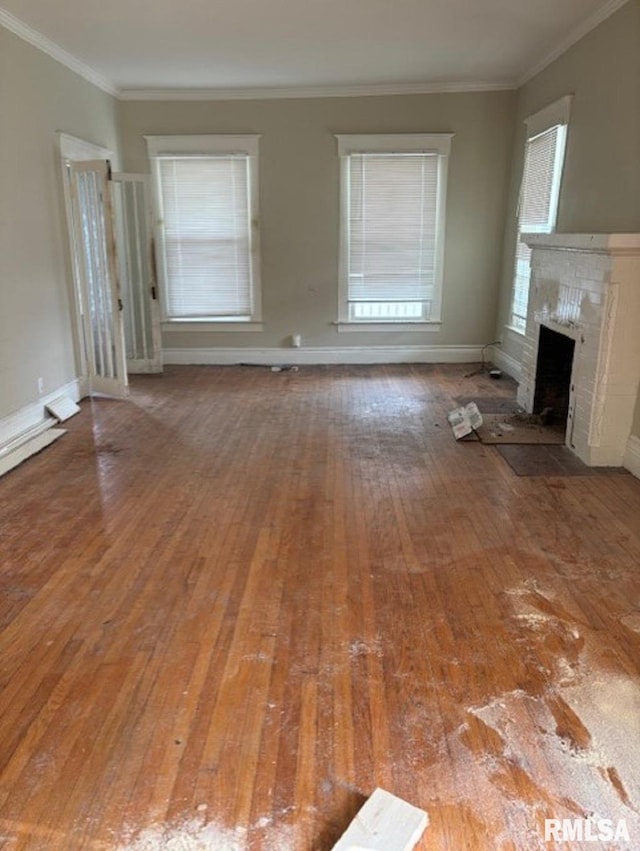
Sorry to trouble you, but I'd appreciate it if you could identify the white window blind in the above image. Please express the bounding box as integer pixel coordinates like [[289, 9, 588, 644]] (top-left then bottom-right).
[[347, 153, 439, 319], [146, 135, 261, 324], [336, 134, 451, 327], [156, 155, 252, 319], [520, 127, 563, 229], [511, 122, 567, 332]]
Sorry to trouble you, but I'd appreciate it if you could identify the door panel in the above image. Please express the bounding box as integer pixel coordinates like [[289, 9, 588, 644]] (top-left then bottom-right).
[[69, 160, 128, 397], [111, 174, 163, 374]]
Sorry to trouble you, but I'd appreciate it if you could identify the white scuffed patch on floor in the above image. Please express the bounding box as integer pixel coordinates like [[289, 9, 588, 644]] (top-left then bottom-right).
[[431, 576, 640, 849], [348, 636, 383, 659], [118, 819, 246, 851], [117, 816, 297, 851], [620, 611, 640, 633], [562, 673, 640, 805], [457, 578, 640, 848], [467, 683, 640, 837]]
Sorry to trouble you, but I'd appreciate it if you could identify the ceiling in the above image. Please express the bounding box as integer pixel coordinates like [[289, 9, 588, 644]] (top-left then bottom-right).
[[0, 0, 626, 97]]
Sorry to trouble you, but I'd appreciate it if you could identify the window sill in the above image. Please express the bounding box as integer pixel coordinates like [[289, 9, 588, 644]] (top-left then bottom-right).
[[334, 321, 442, 333], [162, 320, 264, 333], [504, 323, 525, 338]]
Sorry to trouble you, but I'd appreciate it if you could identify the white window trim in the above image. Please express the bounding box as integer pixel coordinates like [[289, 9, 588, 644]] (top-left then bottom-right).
[[145, 134, 262, 326], [333, 321, 442, 333], [58, 132, 113, 163], [161, 320, 264, 333], [524, 95, 572, 139], [508, 96, 572, 335], [335, 133, 453, 330]]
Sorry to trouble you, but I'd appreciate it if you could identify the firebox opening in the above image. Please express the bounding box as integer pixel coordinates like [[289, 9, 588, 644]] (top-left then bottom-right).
[[533, 325, 575, 430]]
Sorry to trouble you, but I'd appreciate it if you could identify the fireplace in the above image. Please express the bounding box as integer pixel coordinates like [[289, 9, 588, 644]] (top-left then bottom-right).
[[533, 326, 575, 430], [518, 233, 640, 466]]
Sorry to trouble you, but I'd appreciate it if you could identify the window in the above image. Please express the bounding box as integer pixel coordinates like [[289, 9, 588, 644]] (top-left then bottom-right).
[[336, 134, 453, 328], [146, 135, 261, 324], [510, 97, 571, 333]]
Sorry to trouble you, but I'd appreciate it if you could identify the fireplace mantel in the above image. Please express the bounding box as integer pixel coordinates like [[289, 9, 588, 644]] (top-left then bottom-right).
[[518, 233, 640, 466], [524, 232, 640, 256]]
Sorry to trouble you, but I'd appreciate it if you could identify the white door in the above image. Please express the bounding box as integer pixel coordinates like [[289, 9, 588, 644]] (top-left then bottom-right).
[[111, 173, 163, 373], [68, 160, 129, 397]]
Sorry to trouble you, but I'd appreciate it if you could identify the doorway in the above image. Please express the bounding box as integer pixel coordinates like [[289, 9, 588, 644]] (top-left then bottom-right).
[[59, 133, 162, 400]]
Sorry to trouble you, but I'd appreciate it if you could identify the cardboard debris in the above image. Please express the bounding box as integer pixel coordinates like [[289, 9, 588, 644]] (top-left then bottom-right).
[[447, 401, 483, 440]]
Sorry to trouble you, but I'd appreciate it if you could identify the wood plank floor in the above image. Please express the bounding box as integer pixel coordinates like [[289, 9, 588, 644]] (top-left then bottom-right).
[[1, 364, 640, 850]]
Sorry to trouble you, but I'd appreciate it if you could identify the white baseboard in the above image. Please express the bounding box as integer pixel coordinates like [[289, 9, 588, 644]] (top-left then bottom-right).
[[0, 429, 67, 478], [490, 346, 523, 382], [0, 378, 83, 456], [163, 345, 483, 366], [624, 435, 640, 479]]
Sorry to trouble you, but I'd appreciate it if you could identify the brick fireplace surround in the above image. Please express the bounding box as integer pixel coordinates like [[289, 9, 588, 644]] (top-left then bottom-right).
[[517, 233, 640, 467]]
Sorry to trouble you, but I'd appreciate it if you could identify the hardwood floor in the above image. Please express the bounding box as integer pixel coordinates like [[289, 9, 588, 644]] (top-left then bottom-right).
[[1, 364, 640, 850]]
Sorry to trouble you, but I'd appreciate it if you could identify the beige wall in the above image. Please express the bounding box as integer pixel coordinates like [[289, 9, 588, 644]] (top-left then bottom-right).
[[119, 91, 515, 353], [5, 2, 639, 438], [494, 0, 640, 436], [0, 26, 120, 422]]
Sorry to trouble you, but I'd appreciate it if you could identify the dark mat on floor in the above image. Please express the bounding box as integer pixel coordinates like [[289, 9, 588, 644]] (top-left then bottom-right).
[[496, 444, 628, 477], [455, 395, 520, 414], [476, 414, 566, 445]]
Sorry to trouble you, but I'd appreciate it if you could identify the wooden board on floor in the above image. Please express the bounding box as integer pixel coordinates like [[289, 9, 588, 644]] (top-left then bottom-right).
[[331, 788, 428, 851]]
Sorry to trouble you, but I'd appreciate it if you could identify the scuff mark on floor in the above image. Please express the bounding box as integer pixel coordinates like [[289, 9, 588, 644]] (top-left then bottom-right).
[[117, 813, 297, 851], [451, 577, 640, 847]]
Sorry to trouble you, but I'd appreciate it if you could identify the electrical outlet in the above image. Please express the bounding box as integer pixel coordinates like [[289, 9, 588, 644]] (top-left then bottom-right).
[[37, 377, 44, 395]]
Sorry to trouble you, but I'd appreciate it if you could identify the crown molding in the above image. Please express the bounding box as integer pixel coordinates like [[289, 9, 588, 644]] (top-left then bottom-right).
[[0, 11, 516, 102], [118, 79, 516, 102], [3, 0, 627, 103], [518, 0, 630, 86], [0, 6, 118, 96]]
